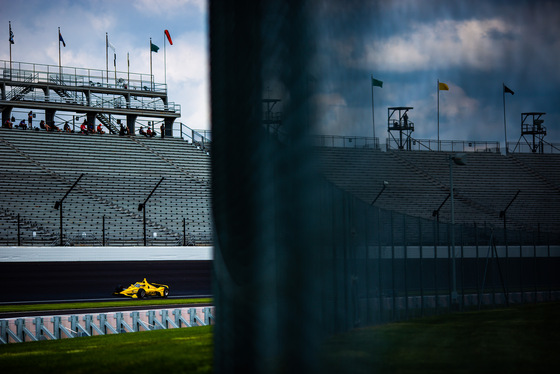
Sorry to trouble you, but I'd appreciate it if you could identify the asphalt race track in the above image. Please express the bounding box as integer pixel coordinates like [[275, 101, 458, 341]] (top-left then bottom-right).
[[0, 260, 212, 303]]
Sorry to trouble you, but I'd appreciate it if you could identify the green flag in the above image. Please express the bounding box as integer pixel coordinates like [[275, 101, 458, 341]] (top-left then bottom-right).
[[151, 42, 160, 53], [371, 77, 383, 88]]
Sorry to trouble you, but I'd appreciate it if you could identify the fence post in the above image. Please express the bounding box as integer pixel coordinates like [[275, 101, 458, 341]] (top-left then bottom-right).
[[419, 217, 424, 317], [403, 214, 408, 320], [364, 206, 370, 324], [460, 225, 464, 310], [390, 211, 395, 321], [547, 232, 552, 301], [433, 220, 438, 314], [447, 222, 452, 311], [475, 223, 480, 306], [17, 214, 21, 246], [519, 231, 524, 304], [533, 231, 537, 304], [377, 208, 383, 323]]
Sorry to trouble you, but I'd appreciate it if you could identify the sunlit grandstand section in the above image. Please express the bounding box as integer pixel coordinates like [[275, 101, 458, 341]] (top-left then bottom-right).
[[0, 129, 211, 246]]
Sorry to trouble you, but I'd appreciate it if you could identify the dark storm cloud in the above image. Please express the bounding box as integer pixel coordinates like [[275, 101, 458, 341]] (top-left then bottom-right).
[[305, 0, 560, 144]]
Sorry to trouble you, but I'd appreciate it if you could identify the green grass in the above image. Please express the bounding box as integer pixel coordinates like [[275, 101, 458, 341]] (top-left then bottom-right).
[[2, 302, 558, 373], [0, 326, 213, 374], [0, 298, 212, 314], [319, 301, 560, 373]]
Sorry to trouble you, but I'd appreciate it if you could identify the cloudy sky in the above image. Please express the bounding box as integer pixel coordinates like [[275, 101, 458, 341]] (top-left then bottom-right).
[[311, 0, 560, 149], [2, 0, 559, 149], [1, 0, 208, 134]]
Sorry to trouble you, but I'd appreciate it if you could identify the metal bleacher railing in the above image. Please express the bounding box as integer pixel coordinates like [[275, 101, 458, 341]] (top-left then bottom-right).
[[179, 123, 211, 153], [0, 60, 180, 113], [386, 137, 501, 153]]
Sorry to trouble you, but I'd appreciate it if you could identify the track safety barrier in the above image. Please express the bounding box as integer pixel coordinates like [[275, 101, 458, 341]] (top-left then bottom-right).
[[0, 306, 214, 344]]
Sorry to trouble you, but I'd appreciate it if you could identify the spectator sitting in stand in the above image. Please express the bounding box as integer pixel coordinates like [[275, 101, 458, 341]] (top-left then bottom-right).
[[88, 122, 95, 134], [146, 127, 156, 137], [80, 122, 88, 134], [3, 119, 12, 129], [46, 122, 61, 132], [64, 122, 71, 133], [18, 119, 27, 130], [139, 126, 148, 137], [40, 120, 46, 130], [97, 124, 105, 134]]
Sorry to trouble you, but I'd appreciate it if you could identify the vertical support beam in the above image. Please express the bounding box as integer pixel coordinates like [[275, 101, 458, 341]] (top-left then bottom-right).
[[45, 108, 56, 128], [86, 112, 96, 127], [126, 114, 137, 134], [164, 117, 175, 137], [1, 106, 12, 126]]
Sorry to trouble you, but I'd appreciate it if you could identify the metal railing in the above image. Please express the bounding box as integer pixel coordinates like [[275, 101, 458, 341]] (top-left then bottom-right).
[[312, 135, 380, 149], [2, 86, 180, 113], [179, 123, 211, 151], [386, 138, 501, 153], [1, 60, 165, 93], [508, 141, 560, 154], [0, 214, 212, 247]]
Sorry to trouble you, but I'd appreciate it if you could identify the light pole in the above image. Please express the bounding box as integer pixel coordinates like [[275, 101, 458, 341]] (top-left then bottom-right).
[[371, 181, 389, 206], [54, 174, 84, 246], [432, 193, 450, 246], [449, 153, 466, 306], [138, 177, 164, 246]]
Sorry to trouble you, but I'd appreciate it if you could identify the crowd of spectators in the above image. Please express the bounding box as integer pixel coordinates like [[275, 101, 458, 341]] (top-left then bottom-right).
[[2, 112, 166, 139]]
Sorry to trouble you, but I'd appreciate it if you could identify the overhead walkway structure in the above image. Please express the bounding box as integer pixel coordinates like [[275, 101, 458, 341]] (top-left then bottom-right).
[[0, 60, 180, 135]]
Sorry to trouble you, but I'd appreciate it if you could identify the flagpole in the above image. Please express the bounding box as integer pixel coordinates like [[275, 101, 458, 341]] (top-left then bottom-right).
[[58, 27, 62, 81], [371, 75, 375, 142], [437, 79, 440, 151], [106, 33, 109, 84], [150, 38, 153, 90], [9, 22, 12, 78], [164, 31, 167, 87], [503, 83, 508, 154], [127, 52, 130, 88]]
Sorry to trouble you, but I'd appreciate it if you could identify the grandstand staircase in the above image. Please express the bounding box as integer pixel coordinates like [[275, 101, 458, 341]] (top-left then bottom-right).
[[49, 76, 119, 134], [5, 74, 37, 101], [95, 113, 118, 134]]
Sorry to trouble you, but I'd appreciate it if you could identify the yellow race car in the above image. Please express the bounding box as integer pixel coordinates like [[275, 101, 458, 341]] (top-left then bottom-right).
[[113, 278, 170, 299]]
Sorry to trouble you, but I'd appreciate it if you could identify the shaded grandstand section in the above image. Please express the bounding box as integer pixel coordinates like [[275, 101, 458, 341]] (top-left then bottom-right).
[[0, 129, 211, 246], [314, 147, 560, 237]]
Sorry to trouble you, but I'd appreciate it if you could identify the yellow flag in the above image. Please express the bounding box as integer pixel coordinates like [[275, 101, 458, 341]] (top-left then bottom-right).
[[438, 82, 449, 91]]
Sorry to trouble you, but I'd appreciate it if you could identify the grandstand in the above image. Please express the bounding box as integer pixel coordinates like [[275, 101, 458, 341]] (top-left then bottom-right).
[[314, 146, 560, 238], [0, 128, 212, 246]]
